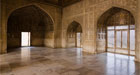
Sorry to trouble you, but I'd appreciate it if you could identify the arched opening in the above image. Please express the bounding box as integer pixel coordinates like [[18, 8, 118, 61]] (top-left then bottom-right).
[[67, 21, 82, 48], [7, 5, 54, 52], [97, 7, 135, 55]]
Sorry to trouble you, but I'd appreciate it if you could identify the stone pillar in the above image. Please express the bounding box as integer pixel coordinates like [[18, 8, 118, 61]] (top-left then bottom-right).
[[135, 0, 140, 62], [54, 8, 63, 48], [0, 0, 2, 54], [82, 12, 97, 54], [0, 0, 7, 54]]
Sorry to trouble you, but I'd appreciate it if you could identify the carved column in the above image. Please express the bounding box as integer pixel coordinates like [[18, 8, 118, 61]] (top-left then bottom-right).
[[0, 0, 7, 54], [135, 0, 140, 62], [0, 0, 2, 54], [82, 11, 97, 54]]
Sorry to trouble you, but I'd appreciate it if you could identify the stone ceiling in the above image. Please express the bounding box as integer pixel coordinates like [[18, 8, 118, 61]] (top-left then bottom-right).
[[31, 0, 81, 7], [61, 0, 81, 7]]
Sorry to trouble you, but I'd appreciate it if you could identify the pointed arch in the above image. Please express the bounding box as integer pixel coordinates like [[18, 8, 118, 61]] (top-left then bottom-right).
[[7, 5, 54, 50], [66, 21, 83, 48], [67, 21, 82, 33], [96, 7, 135, 55], [97, 7, 135, 27]]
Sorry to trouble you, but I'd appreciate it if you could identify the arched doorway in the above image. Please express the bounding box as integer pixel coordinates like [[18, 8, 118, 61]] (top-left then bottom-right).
[[97, 7, 135, 55], [67, 21, 82, 48], [7, 5, 54, 52]]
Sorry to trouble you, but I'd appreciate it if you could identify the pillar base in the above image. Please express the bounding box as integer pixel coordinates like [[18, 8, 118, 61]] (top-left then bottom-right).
[[0, 50, 7, 54], [82, 49, 97, 55], [135, 58, 140, 62]]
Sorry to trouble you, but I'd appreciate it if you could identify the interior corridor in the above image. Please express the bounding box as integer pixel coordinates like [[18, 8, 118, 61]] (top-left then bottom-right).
[[0, 47, 140, 75], [1, 0, 140, 75]]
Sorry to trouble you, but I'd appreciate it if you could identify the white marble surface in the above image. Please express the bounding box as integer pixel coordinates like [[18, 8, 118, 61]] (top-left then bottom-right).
[[0, 47, 140, 75]]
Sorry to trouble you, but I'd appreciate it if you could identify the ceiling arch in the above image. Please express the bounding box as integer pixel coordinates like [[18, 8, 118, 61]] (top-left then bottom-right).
[[97, 7, 135, 27], [67, 21, 82, 33], [30, 0, 81, 7]]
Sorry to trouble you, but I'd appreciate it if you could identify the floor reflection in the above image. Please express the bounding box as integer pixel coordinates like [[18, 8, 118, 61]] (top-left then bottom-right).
[[21, 47, 31, 63], [106, 53, 135, 75], [0, 47, 140, 75], [76, 48, 83, 64]]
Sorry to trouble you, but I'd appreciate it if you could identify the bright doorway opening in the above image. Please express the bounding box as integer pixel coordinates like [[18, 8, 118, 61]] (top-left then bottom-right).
[[21, 32, 31, 46], [67, 21, 82, 48], [76, 33, 82, 47], [107, 25, 135, 55]]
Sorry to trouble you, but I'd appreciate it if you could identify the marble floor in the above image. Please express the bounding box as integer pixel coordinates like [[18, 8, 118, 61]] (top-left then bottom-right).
[[0, 47, 140, 75]]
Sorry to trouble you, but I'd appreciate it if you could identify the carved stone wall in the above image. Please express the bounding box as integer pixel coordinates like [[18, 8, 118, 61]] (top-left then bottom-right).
[[97, 7, 135, 53], [67, 21, 82, 47], [0, 0, 62, 53], [136, 0, 140, 62], [62, 0, 137, 53], [1, 0, 140, 63], [7, 5, 54, 49]]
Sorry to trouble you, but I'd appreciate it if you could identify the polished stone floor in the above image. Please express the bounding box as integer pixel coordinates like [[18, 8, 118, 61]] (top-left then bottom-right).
[[0, 47, 140, 75]]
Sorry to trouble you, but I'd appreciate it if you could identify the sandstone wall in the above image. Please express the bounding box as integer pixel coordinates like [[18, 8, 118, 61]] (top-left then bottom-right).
[[62, 0, 137, 53], [1, 0, 140, 62], [0, 0, 62, 53], [136, 0, 140, 62]]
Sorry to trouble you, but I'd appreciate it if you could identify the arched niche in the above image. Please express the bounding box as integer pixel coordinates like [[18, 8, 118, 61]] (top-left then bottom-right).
[[7, 5, 54, 51], [96, 7, 135, 55], [67, 21, 82, 48]]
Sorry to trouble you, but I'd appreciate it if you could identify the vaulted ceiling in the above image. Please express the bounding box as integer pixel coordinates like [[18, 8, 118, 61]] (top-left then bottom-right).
[[30, 0, 81, 7], [62, 0, 81, 7]]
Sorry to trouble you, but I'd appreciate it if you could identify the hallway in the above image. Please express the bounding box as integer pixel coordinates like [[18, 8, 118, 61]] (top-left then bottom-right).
[[0, 47, 140, 75]]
